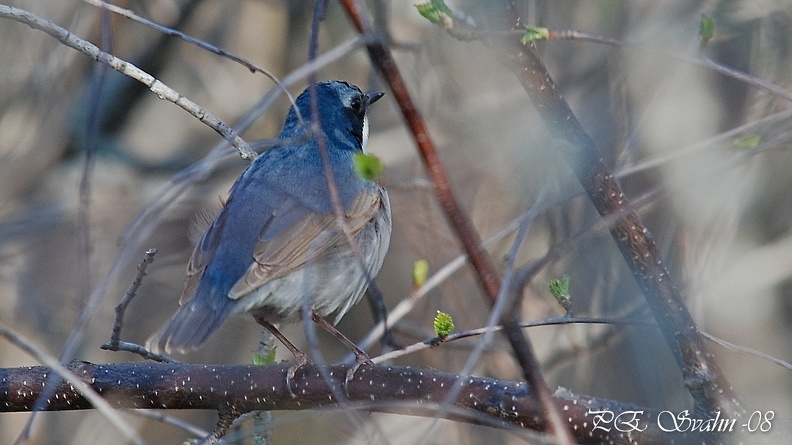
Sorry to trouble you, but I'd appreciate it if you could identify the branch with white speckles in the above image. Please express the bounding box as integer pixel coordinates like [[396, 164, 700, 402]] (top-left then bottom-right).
[[0, 362, 716, 444]]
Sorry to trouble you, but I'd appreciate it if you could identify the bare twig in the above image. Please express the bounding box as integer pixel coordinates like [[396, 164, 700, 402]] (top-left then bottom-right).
[[80, 0, 306, 126], [299, 5, 387, 443], [702, 332, 792, 372], [200, 408, 241, 445], [542, 29, 792, 103], [104, 248, 157, 347], [100, 248, 178, 363], [75, 6, 109, 314], [373, 316, 657, 364], [427, 24, 792, 103], [131, 410, 209, 439], [0, 4, 256, 160], [0, 328, 144, 445]]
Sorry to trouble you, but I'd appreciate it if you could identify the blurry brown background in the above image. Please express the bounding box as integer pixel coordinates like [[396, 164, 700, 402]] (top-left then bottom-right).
[[1, 0, 791, 443]]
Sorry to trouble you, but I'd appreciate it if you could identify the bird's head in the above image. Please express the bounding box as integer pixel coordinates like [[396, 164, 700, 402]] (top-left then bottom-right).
[[282, 80, 385, 151]]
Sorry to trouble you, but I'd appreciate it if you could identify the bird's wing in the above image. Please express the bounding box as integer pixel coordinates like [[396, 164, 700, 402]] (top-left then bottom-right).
[[227, 190, 383, 300], [179, 205, 230, 305]]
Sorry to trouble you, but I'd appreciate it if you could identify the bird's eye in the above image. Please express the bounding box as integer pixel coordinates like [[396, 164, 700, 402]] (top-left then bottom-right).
[[349, 96, 365, 115]]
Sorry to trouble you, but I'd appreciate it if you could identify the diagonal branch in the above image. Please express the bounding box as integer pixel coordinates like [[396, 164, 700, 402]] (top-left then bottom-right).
[[337, 1, 574, 443], [0, 4, 256, 161], [449, 5, 742, 420]]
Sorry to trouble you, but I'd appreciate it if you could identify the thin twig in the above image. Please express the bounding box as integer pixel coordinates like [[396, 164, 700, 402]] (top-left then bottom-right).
[[131, 410, 209, 439], [422, 187, 547, 441], [542, 29, 792, 103], [0, 328, 145, 445], [430, 23, 792, 103], [299, 5, 388, 444], [702, 332, 792, 372], [105, 248, 158, 347], [100, 248, 178, 363], [80, 0, 306, 126], [373, 315, 657, 364], [0, 4, 256, 160], [199, 408, 240, 445]]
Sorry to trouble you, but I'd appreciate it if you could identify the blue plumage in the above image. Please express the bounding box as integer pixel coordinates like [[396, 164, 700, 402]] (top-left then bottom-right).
[[147, 80, 391, 355]]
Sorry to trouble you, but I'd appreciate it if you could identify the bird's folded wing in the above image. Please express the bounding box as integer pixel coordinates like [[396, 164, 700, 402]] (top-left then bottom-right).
[[179, 206, 229, 305], [227, 190, 382, 300]]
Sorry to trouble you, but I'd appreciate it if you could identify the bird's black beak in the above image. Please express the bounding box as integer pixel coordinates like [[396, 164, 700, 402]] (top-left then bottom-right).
[[366, 91, 385, 106]]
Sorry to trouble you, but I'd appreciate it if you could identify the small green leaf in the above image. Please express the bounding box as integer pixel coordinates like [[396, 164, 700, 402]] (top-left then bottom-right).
[[699, 14, 715, 45], [353, 152, 384, 181], [433, 310, 454, 338], [413, 259, 430, 287], [416, 0, 453, 27], [252, 349, 276, 366], [734, 134, 761, 150], [521, 26, 550, 44], [548, 275, 571, 304]]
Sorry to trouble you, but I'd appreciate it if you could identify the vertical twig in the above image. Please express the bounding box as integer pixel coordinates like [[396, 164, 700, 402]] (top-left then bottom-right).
[[104, 248, 158, 347]]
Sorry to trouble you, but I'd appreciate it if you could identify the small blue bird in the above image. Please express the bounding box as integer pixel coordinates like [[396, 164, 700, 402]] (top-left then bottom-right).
[[147, 80, 391, 358]]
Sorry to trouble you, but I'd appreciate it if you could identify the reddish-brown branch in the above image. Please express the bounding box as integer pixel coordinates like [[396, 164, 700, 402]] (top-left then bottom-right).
[[493, 9, 742, 419], [337, 1, 574, 443]]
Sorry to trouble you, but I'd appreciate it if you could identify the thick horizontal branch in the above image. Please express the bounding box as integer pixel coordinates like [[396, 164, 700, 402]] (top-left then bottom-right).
[[0, 362, 715, 444]]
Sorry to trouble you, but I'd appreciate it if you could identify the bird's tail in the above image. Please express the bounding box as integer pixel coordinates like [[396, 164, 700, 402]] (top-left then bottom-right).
[[146, 295, 234, 355]]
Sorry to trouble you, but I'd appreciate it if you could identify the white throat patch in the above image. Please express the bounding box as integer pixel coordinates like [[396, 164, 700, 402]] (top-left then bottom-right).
[[362, 115, 370, 152]]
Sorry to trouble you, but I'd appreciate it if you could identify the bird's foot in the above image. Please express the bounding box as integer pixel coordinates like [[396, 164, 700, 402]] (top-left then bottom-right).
[[285, 350, 309, 397], [344, 348, 373, 388]]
